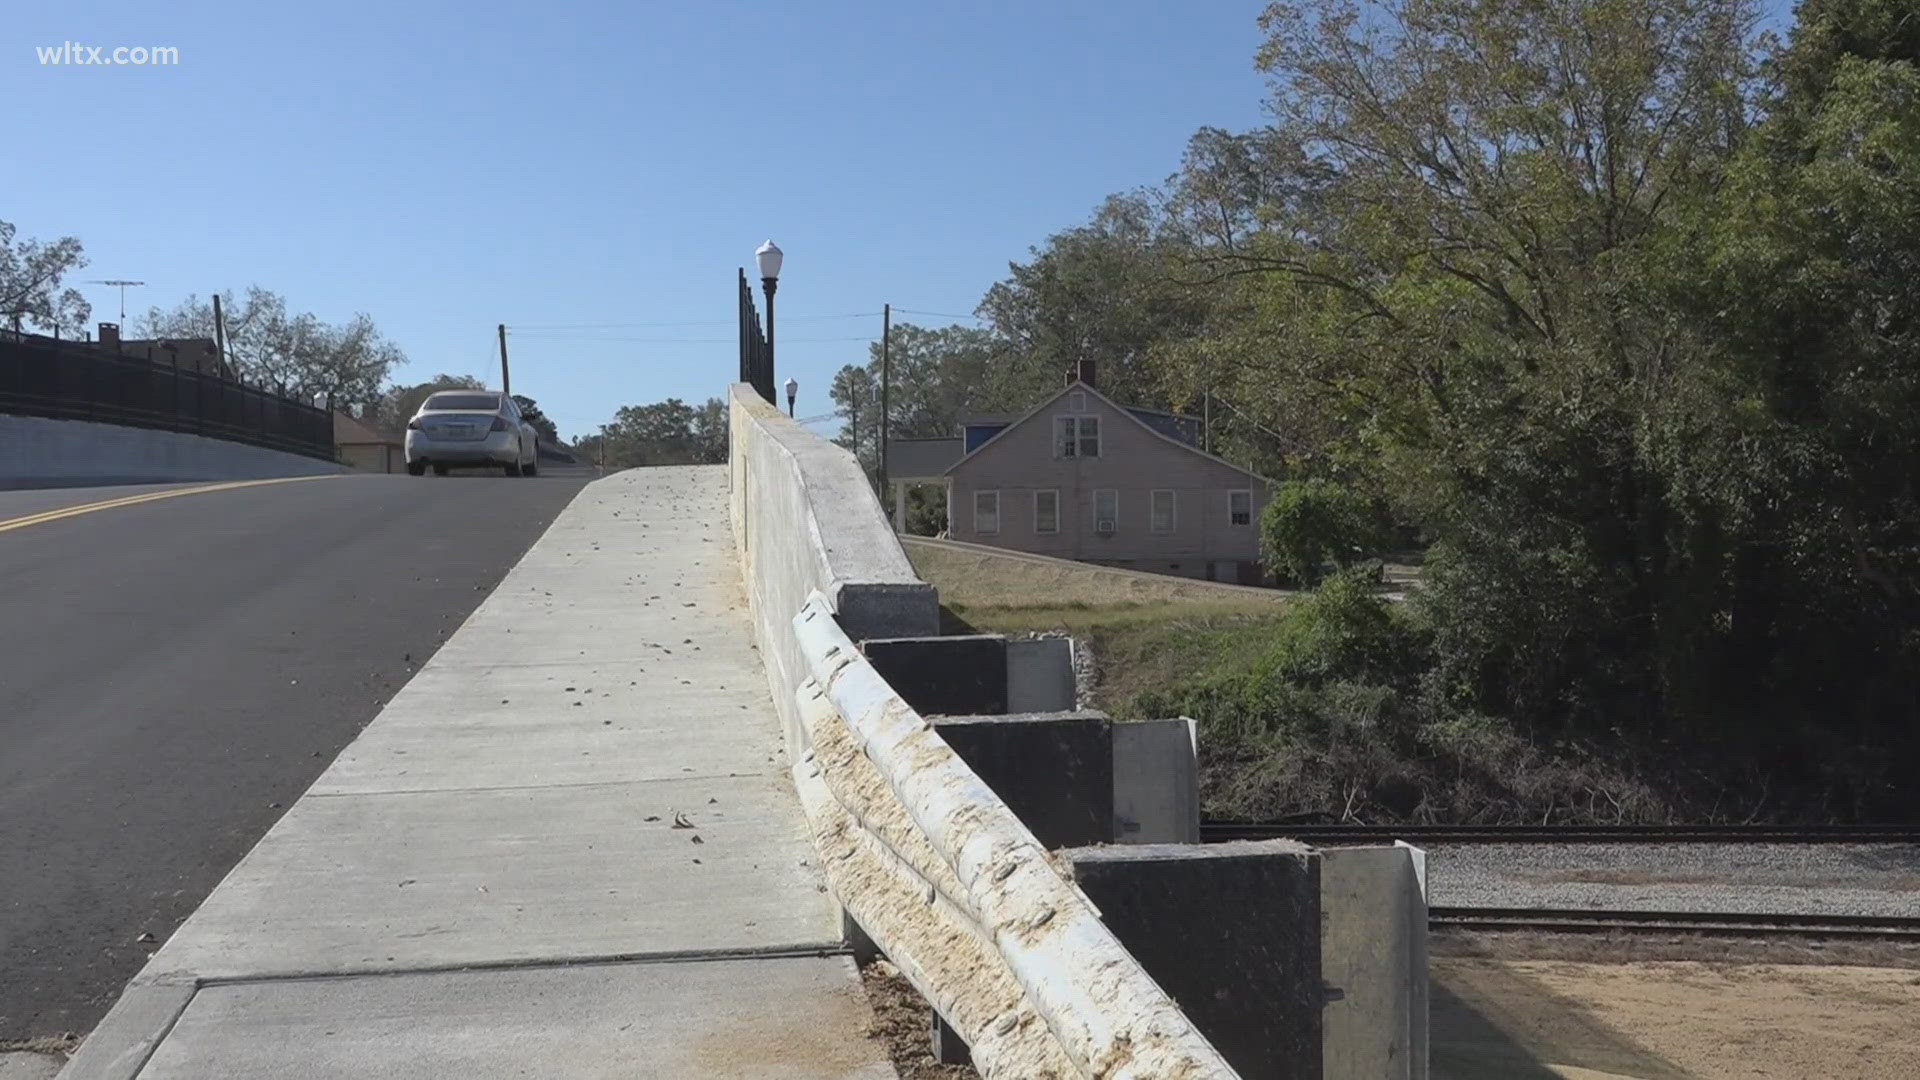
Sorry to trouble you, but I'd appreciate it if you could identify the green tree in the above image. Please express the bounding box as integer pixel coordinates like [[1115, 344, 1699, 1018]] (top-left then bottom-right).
[[979, 193, 1209, 406], [511, 395, 559, 443], [592, 397, 728, 468], [374, 374, 487, 431]]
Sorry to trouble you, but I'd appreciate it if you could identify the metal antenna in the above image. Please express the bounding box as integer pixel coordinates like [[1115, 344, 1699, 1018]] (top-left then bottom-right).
[[88, 280, 146, 324]]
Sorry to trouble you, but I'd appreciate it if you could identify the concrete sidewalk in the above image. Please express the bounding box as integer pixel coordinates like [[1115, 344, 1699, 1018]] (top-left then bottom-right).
[[61, 467, 894, 1079]]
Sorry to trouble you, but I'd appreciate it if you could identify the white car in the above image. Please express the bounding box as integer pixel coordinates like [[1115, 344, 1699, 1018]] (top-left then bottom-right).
[[404, 391, 539, 477]]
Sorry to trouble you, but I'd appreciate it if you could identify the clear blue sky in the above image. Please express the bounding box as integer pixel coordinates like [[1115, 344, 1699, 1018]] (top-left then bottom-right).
[[8, 1, 1795, 442]]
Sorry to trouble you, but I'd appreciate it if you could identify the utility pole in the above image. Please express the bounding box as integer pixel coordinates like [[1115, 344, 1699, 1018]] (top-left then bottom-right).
[[1202, 389, 1211, 454], [879, 303, 890, 501], [497, 323, 511, 397], [212, 293, 232, 378]]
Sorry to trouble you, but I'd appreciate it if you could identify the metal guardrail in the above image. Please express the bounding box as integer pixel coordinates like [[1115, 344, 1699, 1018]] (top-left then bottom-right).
[[789, 590, 1239, 1079], [0, 336, 334, 460]]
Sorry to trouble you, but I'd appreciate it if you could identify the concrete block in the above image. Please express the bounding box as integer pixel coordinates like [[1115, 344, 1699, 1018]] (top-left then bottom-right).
[[1112, 717, 1200, 844], [1005, 636, 1075, 712], [933, 711, 1114, 848], [1320, 845, 1429, 1080], [1065, 840, 1324, 1080], [860, 635, 1008, 717]]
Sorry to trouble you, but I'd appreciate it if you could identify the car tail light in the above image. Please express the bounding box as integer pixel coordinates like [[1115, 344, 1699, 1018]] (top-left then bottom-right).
[[407, 418, 421, 430], [490, 416, 509, 432]]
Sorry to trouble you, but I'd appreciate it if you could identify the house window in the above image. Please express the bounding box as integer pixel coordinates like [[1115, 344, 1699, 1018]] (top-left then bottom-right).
[[1034, 489, 1060, 534], [1151, 489, 1176, 533], [1228, 489, 1252, 527], [974, 490, 1000, 534], [1093, 489, 1118, 534], [1054, 415, 1100, 458], [1069, 391, 1086, 413]]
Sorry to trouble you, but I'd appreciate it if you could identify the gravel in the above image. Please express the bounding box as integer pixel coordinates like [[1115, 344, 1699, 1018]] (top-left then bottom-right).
[[1418, 842, 1920, 919]]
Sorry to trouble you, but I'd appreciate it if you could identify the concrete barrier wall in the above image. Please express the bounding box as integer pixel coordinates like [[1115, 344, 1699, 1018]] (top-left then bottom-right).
[[1320, 844, 1430, 1079], [726, 383, 938, 757], [0, 414, 344, 489]]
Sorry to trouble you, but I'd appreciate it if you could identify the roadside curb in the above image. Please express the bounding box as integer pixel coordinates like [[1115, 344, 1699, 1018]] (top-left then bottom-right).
[[56, 979, 195, 1080]]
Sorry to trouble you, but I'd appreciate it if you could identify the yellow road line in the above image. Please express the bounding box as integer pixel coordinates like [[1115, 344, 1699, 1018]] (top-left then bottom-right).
[[0, 474, 342, 534]]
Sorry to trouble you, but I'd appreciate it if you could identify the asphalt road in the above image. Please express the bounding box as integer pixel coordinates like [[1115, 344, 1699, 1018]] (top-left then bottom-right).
[[0, 471, 590, 1039]]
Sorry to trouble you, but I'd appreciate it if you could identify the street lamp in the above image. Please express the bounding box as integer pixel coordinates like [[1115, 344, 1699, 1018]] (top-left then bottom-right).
[[785, 377, 798, 417], [756, 240, 782, 400]]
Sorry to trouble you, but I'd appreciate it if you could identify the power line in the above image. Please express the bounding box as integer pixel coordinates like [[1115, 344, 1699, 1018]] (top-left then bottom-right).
[[891, 308, 985, 321], [511, 312, 879, 331], [506, 334, 879, 345]]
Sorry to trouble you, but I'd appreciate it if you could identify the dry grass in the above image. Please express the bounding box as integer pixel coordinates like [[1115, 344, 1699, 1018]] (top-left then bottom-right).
[[902, 538, 1292, 714], [0, 1034, 79, 1058], [858, 960, 979, 1079], [904, 540, 1289, 617]]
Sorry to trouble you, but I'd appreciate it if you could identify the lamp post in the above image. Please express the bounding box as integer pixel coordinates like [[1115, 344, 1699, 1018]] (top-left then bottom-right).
[[755, 240, 782, 402], [785, 377, 798, 417]]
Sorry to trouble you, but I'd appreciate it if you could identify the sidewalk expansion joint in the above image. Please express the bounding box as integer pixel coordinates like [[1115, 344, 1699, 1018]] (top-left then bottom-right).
[[192, 941, 855, 989]]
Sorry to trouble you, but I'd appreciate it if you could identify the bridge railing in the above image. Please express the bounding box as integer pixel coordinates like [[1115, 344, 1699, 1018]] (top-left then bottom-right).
[[727, 383, 1239, 1078], [0, 335, 335, 460]]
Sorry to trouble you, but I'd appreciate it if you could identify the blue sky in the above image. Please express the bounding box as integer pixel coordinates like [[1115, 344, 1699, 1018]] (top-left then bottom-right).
[[8, 1, 1795, 442]]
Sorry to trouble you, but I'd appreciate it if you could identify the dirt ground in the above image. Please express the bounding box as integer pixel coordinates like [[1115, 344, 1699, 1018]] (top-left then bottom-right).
[[1433, 951, 1920, 1079], [862, 938, 1920, 1079]]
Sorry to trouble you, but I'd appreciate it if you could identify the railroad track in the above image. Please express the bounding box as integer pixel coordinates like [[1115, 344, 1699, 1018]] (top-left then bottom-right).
[[1201, 822, 1920, 844], [1429, 906, 1920, 939]]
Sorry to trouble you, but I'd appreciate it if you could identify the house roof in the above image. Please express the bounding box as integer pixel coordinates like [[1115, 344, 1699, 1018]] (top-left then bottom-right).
[[886, 436, 965, 480], [334, 410, 401, 446], [942, 380, 1276, 483]]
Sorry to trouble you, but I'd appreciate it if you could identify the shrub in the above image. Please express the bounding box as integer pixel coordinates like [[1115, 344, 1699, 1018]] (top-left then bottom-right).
[[1259, 478, 1391, 587]]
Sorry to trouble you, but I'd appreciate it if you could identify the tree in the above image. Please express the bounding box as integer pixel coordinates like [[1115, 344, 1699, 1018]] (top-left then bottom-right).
[[0, 221, 90, 334], [588, 397, 729, 468], [1657, 0, 1920, 807], [372, 375, 488, 431], [828, 321, 1037, 480], [690, 397, 728, 463], [979, 193, 1212, 407], [829, 363, 879, 473], [140, 286, 404, 403], [512, 395, 559, 443]]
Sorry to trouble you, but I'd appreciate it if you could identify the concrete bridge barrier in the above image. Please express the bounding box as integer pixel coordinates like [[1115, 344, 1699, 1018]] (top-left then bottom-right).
[[728, 384, 1238, 1077], [728, 382, 1425, 1078]]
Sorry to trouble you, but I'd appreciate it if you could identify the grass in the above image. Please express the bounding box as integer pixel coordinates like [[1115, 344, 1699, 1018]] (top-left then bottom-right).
[[902, 539, 1292, 717]]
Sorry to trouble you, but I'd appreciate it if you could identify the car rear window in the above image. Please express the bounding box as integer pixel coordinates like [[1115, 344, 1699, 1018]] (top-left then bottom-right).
[[425, 393, 500, 411]]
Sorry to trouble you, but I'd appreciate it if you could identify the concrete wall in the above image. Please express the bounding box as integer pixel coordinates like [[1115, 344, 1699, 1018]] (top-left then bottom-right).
[[0, 413, 345, 489], [726, 383, 939, 759], [1321, 844, 1430, 1079]]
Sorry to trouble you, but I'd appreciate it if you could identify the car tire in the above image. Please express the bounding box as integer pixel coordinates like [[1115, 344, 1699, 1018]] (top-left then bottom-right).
[[524, 458, 538, 477], [505, 461, 523, 477], [433, 463, 450, 477], [406, 461, 425, 476]]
